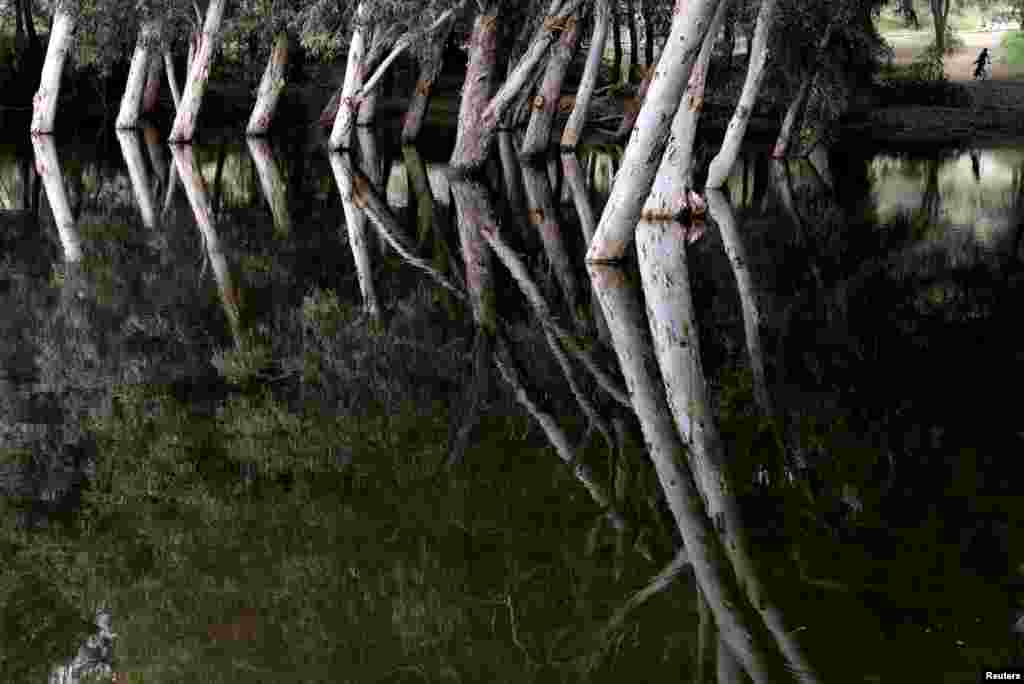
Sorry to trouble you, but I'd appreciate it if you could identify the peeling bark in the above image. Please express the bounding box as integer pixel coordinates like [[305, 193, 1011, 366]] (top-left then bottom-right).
[[586, 0, 722, 262], [30, 3, 75, 135], [246, 32, 289, 136], [168, 0, 228, 142], [705, 0, 777, 189]]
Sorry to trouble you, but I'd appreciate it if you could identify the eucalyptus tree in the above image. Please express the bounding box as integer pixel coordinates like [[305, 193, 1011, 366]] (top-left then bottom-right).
[[168, 0, 228, 141], [29, 0, 78, 133], [586, 0, 722, 262], [704, 0, 778, 189]]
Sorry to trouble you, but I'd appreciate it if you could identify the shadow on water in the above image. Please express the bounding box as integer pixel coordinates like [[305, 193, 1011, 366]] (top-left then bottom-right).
[[2, 120, 1024, 682]]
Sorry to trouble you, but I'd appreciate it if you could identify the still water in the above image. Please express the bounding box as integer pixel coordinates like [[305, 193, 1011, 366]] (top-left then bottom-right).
[[1, 125, 1022, 682]]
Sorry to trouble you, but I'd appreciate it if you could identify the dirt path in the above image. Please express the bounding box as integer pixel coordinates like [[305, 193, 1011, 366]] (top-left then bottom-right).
[[888, 30, 1024, 109]]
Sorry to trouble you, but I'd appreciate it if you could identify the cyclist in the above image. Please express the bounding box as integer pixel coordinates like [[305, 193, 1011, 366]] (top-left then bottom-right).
[[974, 48, 991, 80]]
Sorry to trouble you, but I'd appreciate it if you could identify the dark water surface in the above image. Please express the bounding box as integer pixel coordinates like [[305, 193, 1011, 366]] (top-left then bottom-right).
[[1, 124, 1023, 683]]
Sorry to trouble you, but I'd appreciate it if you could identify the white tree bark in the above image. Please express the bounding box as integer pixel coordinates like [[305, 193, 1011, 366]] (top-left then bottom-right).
[[587, 262, 793, 682], [705, 0, 778, 189], [168, 0, 228, 142], [117, 20, 160, 130], [30, 3, 75, 135], [31, 136, 82, 261], [667, 0, 729, 189], [561, 0, 610, 148], [164, 49, 182, 110], [117, 130, 157, 228], [329, 150, 379, 319], [329, 2, 370, 150], [586, 0, 722, 262], [246, 32, 289, 135]]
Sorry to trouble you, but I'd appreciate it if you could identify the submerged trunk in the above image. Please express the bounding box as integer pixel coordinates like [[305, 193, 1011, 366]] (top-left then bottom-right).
[[705, 0, 777, 189], [247, 137, 291, 238], [169, 0, 228, 142], [117, 20, 160, 130], [562, 151, 610, 341], [588, 262, 795, 682], [329, 2, 370, 150], [246, 32, 289, 136], [561, 0, 610, 149], [171, 144, 243, 345], [30, 3, 75, 134], [329, 150, 380, 319], [450, 177, 498, 333], [116, 130, 157, 228], [587, 0, 722, 262], [521, 161, 584, 326], [32, 135, 82, 261], [520, 11, 580, 158]]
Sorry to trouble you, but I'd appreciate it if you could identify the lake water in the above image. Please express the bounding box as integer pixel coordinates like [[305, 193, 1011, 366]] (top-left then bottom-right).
[[1, 124, 1022, 682]]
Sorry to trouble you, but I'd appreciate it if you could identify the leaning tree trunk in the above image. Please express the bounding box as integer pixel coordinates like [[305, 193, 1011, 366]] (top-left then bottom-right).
[[656, 0, 728, 191], [168, 0, 228, 142], [587, 262, 796, 682], [246, 32, 289, 136], [772, 20, 836, 159], [31, 136, 82, 261], [401, 19, 453, 142], [561, 0, 610, 149], [451, 0, 586, 171], [164, 49, 182, 110], [329, 2, 370, 150], [586, 0, 722, 262], [520, 11, 580, 158], [117, 20, 161, 130], [705, 0, 777, 189], [30, 2, 75, 135]]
